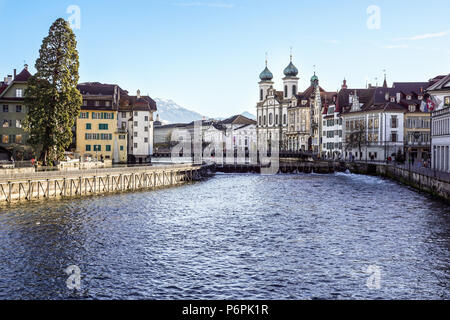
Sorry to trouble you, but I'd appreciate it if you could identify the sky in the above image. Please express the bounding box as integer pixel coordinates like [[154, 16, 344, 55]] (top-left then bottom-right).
[[0, 0, 449, 118]]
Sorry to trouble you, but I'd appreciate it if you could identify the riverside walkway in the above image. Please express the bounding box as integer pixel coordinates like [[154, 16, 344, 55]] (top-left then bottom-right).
[[0, 164, 210, 204]]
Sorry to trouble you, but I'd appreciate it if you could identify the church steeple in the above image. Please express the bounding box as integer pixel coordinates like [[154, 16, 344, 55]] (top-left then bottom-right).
[[282, 48, 299, 99], [383, 70, 388, 88]]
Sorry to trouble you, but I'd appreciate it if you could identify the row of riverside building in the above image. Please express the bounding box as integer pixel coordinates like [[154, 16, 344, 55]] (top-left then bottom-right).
[[256, 56, 450, 173], [0, 65, 157, 164]]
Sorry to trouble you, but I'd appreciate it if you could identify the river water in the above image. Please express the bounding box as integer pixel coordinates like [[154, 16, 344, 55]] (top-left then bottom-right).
[[0, 172, 448, 299]]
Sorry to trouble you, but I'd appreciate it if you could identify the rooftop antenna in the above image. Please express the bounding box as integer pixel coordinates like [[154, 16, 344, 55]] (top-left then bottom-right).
[[374, 77, 378, 87]]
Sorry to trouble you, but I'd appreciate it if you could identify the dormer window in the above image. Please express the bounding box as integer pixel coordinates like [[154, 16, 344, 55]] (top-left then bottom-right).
[[408, 105, 416, 112], [418, 95, 423, 100], [406, 95, 412, 100], [15, 89, 23, 98], [390, 97, 395, 102]]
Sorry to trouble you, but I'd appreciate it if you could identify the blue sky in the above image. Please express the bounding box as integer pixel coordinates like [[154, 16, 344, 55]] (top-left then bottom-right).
[[0, 0, 449, 117]]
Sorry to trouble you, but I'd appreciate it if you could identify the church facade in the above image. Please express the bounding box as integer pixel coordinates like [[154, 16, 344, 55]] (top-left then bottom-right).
[[256, 56, 335, 153]]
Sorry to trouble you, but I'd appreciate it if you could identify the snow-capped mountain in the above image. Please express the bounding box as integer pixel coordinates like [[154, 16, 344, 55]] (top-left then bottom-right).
[[241, 111, 256, 120], [154, 98, 204, 124]]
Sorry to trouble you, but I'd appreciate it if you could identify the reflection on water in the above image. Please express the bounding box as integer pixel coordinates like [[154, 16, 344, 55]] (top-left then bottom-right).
[[0, 172, 449, 299]]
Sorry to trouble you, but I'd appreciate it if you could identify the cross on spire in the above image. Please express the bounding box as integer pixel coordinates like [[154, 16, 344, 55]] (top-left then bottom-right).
[[290, 46, 293, 62]]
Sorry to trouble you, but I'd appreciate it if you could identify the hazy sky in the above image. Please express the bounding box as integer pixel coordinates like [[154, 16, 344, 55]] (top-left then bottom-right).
[[0, 0, 449, 117]]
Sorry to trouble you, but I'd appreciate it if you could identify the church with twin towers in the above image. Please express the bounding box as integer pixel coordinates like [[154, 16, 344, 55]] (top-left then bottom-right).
[[256, 52, 335, 153]]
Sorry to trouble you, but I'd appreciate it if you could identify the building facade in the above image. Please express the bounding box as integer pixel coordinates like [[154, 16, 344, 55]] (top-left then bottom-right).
[[0, 65, 33, 160], [76, 82, 127, 163], [427, 74, 450, 172], [256, 56, 334, 153], [118, 90, 157, 164], [341, 80, 432, 162]]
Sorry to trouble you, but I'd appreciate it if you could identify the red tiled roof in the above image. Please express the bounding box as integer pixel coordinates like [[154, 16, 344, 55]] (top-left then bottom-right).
[[14, 68, 32, 82]]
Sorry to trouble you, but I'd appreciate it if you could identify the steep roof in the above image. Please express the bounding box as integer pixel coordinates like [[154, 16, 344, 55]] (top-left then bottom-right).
[[77, 82, 121, 96], [427, 73, 450, 92], [14, 68, 32, 82], [219, 114, 256, 125]]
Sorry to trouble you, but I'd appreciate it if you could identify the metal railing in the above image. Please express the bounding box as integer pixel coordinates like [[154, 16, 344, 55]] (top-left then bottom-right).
[[0, 163, 201, 182]]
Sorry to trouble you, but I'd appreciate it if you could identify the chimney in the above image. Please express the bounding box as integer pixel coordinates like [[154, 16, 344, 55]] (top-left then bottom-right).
[[137, 89, 141, 99], [6, 75, 12, 85], [24, 64, 28, 71], [14, 69, 16, 79], [341, 79, 348, 89]]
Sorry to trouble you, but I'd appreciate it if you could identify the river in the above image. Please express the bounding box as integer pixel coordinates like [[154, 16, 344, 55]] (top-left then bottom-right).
[[0, 172, 448, 299]]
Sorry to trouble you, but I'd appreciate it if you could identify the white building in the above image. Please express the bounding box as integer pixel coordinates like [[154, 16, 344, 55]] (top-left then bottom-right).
[[321, 98, 343, 159], [427, 74, 450, 172], [219, 114, 257, 153], [118, 90, 157, 164], [256, 55, 334, 153]]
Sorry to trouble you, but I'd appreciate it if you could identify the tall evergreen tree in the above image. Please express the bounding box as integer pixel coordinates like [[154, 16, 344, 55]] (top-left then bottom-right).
[[24, 18, 82, 165]]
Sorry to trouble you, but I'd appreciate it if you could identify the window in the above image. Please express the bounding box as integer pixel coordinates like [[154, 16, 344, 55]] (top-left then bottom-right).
[[94, 145, 101, 151], [445, 97, 450, 107], [134, 112, 138, 116], [106, 145, 111, 152], [122, 112, 126, 118], [284, 85, 288, 98], [269, 113, 273, 125], [2, 120, 10, 128], [260, 89, 263, 101], [144, 116, 149, 122], [391, 132, 398, 142], [263, 115, 266, 125], [134, 143, 138, 148], [283, 114, 287, 125], [408, 105, 415, 112], [86, 145, 91, 151], [16, 120, 22, 128], [275, 114, 279, 125], [2, 135, 8, 144], [134, 121, 138, 127], [391, 116, 398, 128], [99, 124, 108, 130], [16, 134, 22, 144], [86, 123, 92, 130], [119, 135, 126, 140], [16, 105, 22, 112], [293, 85, 297, 95], [105, 101, 111, 107], [120, 146, 124, 151], [79, 112, 89, 119], [134, 132, 138, 137], [94, 101, 100, 107], [144, 126, 148, 132], [9, 135, 15, 143], [82, 100, 87, 106], [144, 138, 148, 143], [15, 89, 23, 98], [258, 116, 261, 126], [3, 105, 8, 112]]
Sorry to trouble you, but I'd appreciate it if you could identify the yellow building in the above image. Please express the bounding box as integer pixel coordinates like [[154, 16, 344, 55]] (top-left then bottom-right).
[[404, 108, 431, 164], [76, 83, 127, 163]]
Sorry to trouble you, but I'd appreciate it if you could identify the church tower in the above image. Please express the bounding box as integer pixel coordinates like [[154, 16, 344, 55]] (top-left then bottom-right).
[[282, 51, 299, 99], [258, 57, 274, 102]]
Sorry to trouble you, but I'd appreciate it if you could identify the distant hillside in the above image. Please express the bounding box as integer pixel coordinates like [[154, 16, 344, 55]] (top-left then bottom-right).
[[154, 98, 204, 124]]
